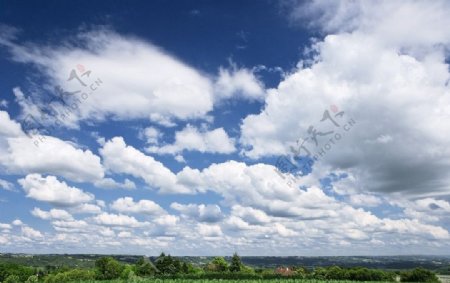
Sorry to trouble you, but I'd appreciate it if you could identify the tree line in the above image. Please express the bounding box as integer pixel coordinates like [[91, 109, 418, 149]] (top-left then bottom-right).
[[0, 252, 441, 282]]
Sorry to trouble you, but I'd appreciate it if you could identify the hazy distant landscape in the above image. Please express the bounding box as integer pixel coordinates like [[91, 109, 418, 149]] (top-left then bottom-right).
[[0, 253, 449, 282], [5, 254, 450, 273]]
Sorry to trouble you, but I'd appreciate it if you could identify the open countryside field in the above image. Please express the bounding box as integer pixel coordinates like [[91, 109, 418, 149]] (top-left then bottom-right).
[[44, 280, 450, 283]]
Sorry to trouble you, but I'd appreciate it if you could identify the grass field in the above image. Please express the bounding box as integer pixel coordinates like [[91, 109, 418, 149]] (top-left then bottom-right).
[[65, 280, 397, 283], [438, 275, 450, 283]]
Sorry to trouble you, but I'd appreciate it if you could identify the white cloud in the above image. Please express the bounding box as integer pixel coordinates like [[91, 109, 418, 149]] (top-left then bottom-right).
[[31, 207, 74, 221], [18, 174, 94, 206], [0, 110, 104, 183], [0, 223, 12, 230], [230, 205, 271, 225], [91, 213, 144, 227], [240, 0, 450, 197], [146, 125, 236, 155], [111, 197, 165, 215], [3, 30, 214, 126], [0, 179, 16, 192], [292, 0, 450, 51], [0, 99, 8, 108], [197, 223, 223, 237], [6, 135, 104, 183], [174, 154, 186, 163], [70, 203, 103, 214], [139, 127, 162, 145], [0, 110, 23, 137], [154, 215, 179, 226], [21, 226, 43, 238], [94, 178, 136, 190], [348, 194, 382, 207], [214, 64, 265, 101], [12, 219, 23, 226], [176, 161, 338, 218], [52, 220, 88, 229], [170, 203, 223, 223], [100, 136, 190, 193]]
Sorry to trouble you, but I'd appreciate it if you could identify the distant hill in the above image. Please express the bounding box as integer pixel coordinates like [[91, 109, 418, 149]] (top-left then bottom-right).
[[1, 254, 449, 274]]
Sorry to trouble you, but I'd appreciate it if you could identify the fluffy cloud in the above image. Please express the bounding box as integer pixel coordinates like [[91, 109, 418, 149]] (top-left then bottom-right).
[[19, 174, 95, 206], [21, 226, 43, 239], [170, 203, 223, 223], [197, 223, 223, 237], [94, 178, 136, 190], [31, 207, 74, 221], [292, 0, 450, 50], [111, 197, 166, 215], [0, 179, 15, 192], [91, 213, 144, 227], [1, 30, 214, 126], [0, 110, 104, 183], [146, 125, 236, 155], [348, 194, 383, 207], [0, 111, 23, 137], [177, 161, 338, 218], [214, 64, 265, 101], [139, 127, 162, 145], [0, 223, 12, 230], [240, 0, 450, 197], [100, 137, 190, 193]]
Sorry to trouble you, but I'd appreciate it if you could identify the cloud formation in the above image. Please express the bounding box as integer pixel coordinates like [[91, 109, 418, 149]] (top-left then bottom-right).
[[240, 0, 450, 197]]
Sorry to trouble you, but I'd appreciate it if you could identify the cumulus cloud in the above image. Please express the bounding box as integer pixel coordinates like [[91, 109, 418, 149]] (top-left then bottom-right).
[[139, 127, 162, 145], [31, 207, 74, 221], [348, 194, 383, 207], [170, 203, 223, 223], [0, 223, 12, 230], [214, 64, 265, 101], [18, 174, 95, 206], [197, 223, 223, 237], [21, 226, 43, 239], [91, 213, 145, 227], [0, 110, 104, 183], [100, 136, 190, 193], [146, 125, 236, 155], [240, 0, 450, 197], [94, 178, 136, 190], [0, 179, 16, 192], [111, 197, 166, 215], [1, 30, 214, 126]]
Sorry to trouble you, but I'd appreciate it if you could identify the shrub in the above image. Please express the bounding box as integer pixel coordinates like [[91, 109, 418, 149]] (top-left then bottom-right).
[[4, 275, 21, 283], [401, 267, 440, 282], [25, 275, 39, 283], [95, 256, 123, 280]]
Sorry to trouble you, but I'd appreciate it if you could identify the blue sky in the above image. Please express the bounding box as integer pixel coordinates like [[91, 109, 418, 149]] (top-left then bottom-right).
[[0, 0, 450, 256]]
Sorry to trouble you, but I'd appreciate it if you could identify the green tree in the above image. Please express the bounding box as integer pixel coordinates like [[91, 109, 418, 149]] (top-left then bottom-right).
[[401, 268, 439, 282], [155, 252, 178, 275], [229, 253, 242, 272], [25, 275, 39, 283], [135, 257, 156, 276], [95, 257, 123, 280], [182, 262, 189, 274], [206, 257, 229, 272], [4, 275, 21, 283]]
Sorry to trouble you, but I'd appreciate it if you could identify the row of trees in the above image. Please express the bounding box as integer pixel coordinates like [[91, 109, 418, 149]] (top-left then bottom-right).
[[0, 253, 441, 282]]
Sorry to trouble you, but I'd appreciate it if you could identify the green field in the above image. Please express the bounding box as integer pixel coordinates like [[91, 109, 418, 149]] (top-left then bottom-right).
[[56, 280, 396, 283]]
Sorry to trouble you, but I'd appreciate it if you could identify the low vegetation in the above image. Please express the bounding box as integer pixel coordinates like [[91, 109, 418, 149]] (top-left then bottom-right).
[[0, 253, 441, 283]]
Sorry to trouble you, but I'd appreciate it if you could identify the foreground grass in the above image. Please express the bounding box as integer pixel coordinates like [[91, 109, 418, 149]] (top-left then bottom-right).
[[68, 280, 397, 283]]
